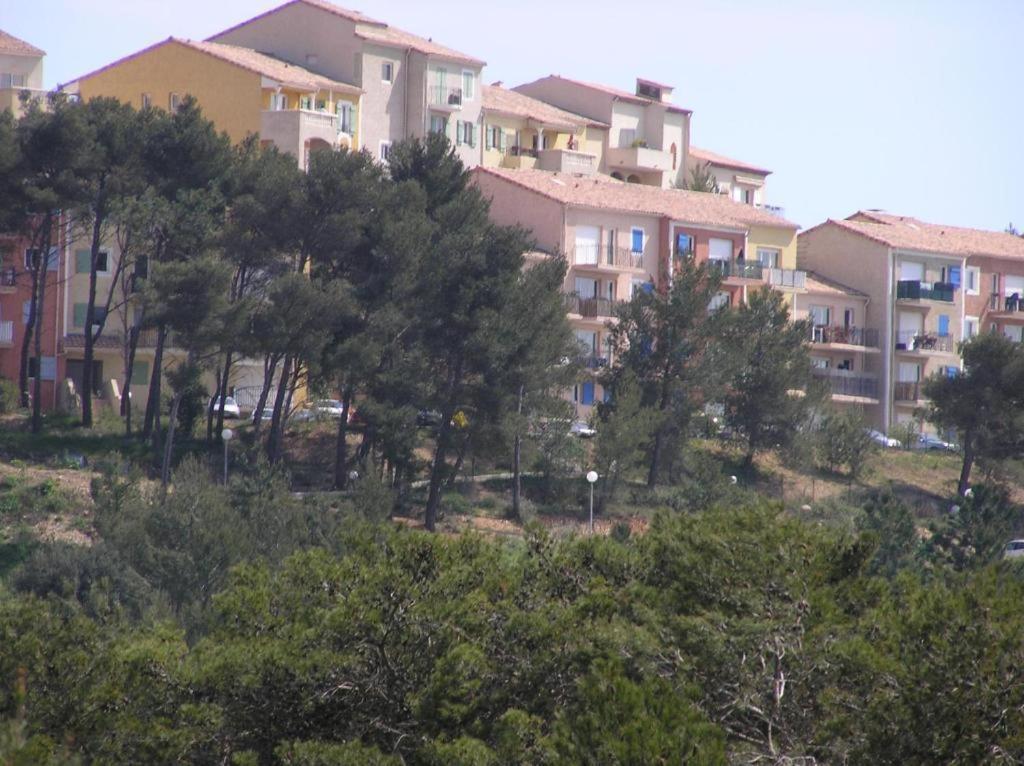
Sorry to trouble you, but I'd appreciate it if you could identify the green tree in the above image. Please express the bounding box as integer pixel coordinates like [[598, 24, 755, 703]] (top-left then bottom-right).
[[923, 333, 1024, 496], [592, 371, 657, 512], [818, 407, 876, 477], [683, 161, 720, 194], [604, 260, 726, 486], [722, 288, 821, 466]]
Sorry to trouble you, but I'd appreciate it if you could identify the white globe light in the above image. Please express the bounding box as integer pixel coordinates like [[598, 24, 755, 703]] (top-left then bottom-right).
[[730, 475, 738, 485], [222, 428, 234, 441], [586, 471, 598, 484]]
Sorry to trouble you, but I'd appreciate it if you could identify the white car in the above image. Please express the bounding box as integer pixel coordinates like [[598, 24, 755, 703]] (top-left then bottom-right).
[[1004, 540, 1024, 560], [211, 396, 241, 419], [309, 399, 345, 419], [865, 429, 901, 448], [570, 420, 597, 438]]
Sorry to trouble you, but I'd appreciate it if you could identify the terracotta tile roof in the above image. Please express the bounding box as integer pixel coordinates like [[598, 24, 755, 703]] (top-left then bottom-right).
[[803, 271, 868, 298], [807, 212, 1024, 261], [482, 85, 603, 130], [472, 167, 798, 231], [688, 145, 771, 176], [353, 22, 484, 66], [65, 38, 360, 95], [209, 0, 383, 42], [516, 74, 692, 115], [0, 29, 44, 57]]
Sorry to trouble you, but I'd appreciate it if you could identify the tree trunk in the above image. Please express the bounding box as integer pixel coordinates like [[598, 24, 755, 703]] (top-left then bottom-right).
[[252, 353, 279, 436], [18, 270, 37, 411], [511, 385, 525, 520], [647, 371, 673, 488], [121, 325, 139, 435], [424, 356, 463, 532], [266, 355, 292, 464], [214, 350, 233, 443], [30, 260, 46, 434], [142, 323, 167, 441], [957, 436, 975, 497], [205, 363, 223, 443], [333, 385, 354, 490], [81, 207, 106, 429], [161, 392, 182, 489]]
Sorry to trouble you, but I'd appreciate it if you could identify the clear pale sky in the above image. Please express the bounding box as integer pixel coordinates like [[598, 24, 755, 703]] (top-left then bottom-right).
[[4, 0, 1021, 232]]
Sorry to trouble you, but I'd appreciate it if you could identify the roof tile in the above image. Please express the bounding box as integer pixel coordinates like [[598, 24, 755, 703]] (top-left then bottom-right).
[[688, 145, 771, 176], [0, 29, 44, 58], [482, 85, 604, 130]]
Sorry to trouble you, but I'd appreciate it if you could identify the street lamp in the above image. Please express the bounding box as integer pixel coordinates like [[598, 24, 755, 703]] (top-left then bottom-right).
[[221, 428, 234, 485], [586, 470, 598, 533]]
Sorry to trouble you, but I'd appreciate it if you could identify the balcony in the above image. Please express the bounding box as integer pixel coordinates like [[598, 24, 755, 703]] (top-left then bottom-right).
[[62, 328, 166, 350], [710, 259, 763, 281], [429, 85, 463, 110], [564, 293, 619, 319], [764, 267, 806, 289], [580, 355, 609, 370], [895, 330, 955, 354], [896, 280, 955, 303], [0, 320, 13, 346], [260, 109, 342, 161], [606, 144, 672, 173], [989, 292, 1024, 321], [894, 381, 924, 403], [501, 145, 538, 170], [809, 325, 880, 349], [573, 244, 644, 271], [754, 203, 786, 218], [812, 369, 879, 401], [536, 148, 597, 175]]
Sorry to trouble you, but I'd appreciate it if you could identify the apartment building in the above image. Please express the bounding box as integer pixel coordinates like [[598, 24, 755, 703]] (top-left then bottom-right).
[[480, 84, 606, 175], [208, 0, 485, 168], [64, 37, 362, 168], [472, 167, 798, 414], [0, 29, 46, 118], [513, 76, 690, 189], [792, 273, 880, 411], [796, 212, 1024, 433], [687, 145, 781, 215]]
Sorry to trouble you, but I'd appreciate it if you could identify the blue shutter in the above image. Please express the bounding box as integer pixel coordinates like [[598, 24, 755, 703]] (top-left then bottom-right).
[[938, 314, 950, 337], [581, 382, 595, 405], [631, 229, 644, 253], [949, 267, 961, 287]]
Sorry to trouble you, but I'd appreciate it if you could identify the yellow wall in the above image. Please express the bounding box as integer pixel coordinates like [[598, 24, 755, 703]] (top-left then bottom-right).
[[78, 41, 263, 144], [748, 224, 798, 270]]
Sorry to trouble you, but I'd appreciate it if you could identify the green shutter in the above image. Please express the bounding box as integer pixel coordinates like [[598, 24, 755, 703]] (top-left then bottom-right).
[[130, 360, 150, 385], [455, 121, 463, 145], [75, 250, 91, 274], [485, 125, 493, 150], [73, 303, 87, 328]]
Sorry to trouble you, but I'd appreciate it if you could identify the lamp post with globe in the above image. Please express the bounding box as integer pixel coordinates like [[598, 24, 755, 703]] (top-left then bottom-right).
[[586, 470, 598, 533]]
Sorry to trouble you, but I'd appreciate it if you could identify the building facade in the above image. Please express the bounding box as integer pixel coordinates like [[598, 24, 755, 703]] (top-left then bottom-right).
[[0, 29, 46, 118]]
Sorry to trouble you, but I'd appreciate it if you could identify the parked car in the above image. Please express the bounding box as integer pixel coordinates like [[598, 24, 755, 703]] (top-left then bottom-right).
[[252, 406, 276, 424], [416, 409, 442, 427], [309, 399, 345, 419], [865, 429, 901, 448], [1004, 540, 1024, 560], [570, 420, 597, 438], [915, 434, 958, 452], [211, 396, 240, 419]]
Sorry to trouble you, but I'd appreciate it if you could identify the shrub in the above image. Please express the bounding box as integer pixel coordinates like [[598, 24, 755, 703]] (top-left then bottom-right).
[[818, 409, 876, 477], [0, 377, 20, 414]]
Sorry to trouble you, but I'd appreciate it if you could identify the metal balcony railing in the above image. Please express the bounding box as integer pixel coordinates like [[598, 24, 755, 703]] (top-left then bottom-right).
[[506, 145, 538, 158], [765, 267, 806, 289], [710, 259, 763, 280], [896, 280, 955, 303], [894, 381, 923, 402], [0, 268, 15, 287], [811, 369, 878, 399], [580, 355, 609, 370], [429, 85, 463, 107], [563, 293, 619, 318], [991, 292, 1024, 312], [809, 325, 880, 348], [895, 330, 954, 353]]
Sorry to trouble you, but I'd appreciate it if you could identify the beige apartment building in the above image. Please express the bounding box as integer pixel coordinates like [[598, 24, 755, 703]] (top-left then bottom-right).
[[513, 76, 690, 189], [0, 29, 46, 118], [687, 145, 781, 215], [208, 0, 485, 169], [798, 211, 1024, 434]]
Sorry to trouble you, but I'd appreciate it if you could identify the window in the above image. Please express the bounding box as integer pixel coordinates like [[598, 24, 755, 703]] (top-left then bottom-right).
[[575, 330, 597, 356], [141, 93, 151, 109], [28, 357, 56, 382], [456, 120, 475, 147], [461, 70, 475, 100], [74, 250, 109, 274], [756, 248, 780, 268], [809, 305, 831, 327], [708, 291, 731, 312], [429, 114, 448, 136], [299, 95, 313, 111], [630, 228, 644, 254], [580, 381, 595, 406], [379, 141, 392, 163], [382, 61, 394, 83], [0, 73, 26, 89], [130, 360, 150, 386], [708, 238, 733, 262], [22, 300, 31, 325], [964, 316, 979, 339], [743, 188, 754, 204], [675, 231, 694, 257], [337, 102, 355, 133], [24, 248, 57, 272], [992, 273, 1000, 295], [169, 92, 181, 111], [485, 125, 505, 151], [271, 92, 287, 111], [965, 266, 980, 295], [619, 128, 636, 148], [937, 314, 950, 337]]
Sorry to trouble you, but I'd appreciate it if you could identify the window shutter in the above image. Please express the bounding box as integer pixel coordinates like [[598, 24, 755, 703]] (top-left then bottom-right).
[[73, 303, 87, 328], [631, 229, 644, 253], [47, 248, 58, 271], [938, 314, 950, 337], [456, 121, 463, 145], [469, 123, 476, 148], [131, 360, 150, 385], [581, 382, 595, 405], [949, 267, 961, 287], [485, 126, 493, 150], [499, 130, 507, 152], [40, 357, 56, 381], [75, 250, 91, 274]]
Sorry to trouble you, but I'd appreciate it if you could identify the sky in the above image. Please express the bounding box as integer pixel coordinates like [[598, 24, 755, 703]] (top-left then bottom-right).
[[3, 0, 1022, 233]]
